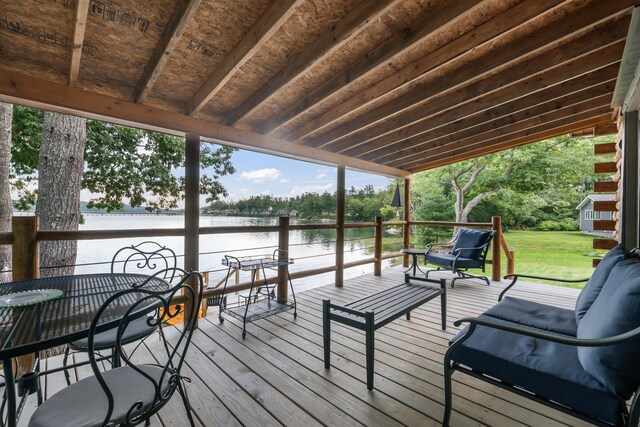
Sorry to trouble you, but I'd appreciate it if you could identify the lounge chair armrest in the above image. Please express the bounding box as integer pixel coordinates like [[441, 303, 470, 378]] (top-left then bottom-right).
[[499, 274, 589, 302], [452, 316, 640, 347]]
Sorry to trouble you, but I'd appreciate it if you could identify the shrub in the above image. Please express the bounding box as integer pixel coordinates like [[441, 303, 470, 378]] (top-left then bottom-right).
[[536, 219, 579, 231]]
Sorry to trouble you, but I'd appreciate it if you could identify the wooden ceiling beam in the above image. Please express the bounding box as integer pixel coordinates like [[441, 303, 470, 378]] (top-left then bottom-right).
[[0, 69, 409, 178], [304, 3, 633, 148], [68, 0, 90, 86], [391, 102, 613, 169], [184, 0, 304, 116], [317, 15, 629, 152], [409, 113, 613, 172], [223, 0, 400, 126], [258, 0, 485, 136], [134, 0, 203, 103], [360, 75, 617, 163]]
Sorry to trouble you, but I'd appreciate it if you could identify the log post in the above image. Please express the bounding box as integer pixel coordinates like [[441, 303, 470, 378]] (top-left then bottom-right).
[[374, 216, 382, 276], [184, 133, 200, 329], [277, 216, 290, 302], [12, 216, 39, 376], [403, 177, 411, 267], [335, 166, 345, 287], [491, 216, 502, 281]]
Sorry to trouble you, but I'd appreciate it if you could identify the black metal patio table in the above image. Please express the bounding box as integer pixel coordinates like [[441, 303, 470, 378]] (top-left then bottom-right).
[[0, 273, 168, 427]]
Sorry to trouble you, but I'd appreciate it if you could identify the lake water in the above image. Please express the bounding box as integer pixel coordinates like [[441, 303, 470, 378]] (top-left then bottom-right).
[[75, 214, 402, 293]]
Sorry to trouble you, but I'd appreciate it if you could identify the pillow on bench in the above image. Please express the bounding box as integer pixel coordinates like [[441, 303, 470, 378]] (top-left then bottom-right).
[[574, 244, 627, 321], [577, 254, 640, 398]]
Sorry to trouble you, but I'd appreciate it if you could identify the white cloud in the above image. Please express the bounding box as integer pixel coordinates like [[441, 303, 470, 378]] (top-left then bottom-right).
[[316, 173, 327, 180], [289, 182, 333, 197], [239, 168, 281, 183], [279, 178, 290, 183]]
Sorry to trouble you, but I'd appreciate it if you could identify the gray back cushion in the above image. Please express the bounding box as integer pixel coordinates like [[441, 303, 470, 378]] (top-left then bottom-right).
[[577, 255, 640, 398], [575, 244, 627, 322], [452, 228, 494, 259]]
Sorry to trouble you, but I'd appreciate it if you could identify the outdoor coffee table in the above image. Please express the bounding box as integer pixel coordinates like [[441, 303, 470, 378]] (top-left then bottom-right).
[[401, 248, 431, 276]]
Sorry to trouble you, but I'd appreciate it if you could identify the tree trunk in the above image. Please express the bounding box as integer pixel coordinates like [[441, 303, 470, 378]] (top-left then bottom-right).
[[0, 103, 12, 283], [36, 112, 86, 277]]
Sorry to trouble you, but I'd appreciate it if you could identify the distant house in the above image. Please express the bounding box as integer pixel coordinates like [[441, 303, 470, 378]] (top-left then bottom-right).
[[576, 194, 615, 235]]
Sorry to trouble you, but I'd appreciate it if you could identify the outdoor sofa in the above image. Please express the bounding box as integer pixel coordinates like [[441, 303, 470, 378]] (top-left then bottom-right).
[[444, 244, 640, 426]]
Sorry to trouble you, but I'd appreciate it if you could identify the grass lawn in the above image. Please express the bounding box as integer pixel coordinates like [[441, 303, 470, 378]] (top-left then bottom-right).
[[484, 231, 609, 288]]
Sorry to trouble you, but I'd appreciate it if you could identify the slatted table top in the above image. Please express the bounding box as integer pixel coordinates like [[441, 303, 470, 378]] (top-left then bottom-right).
[[0, 273, 168, 359]]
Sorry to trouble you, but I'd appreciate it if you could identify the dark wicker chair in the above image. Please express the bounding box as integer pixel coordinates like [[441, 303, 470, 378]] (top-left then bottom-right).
[[62, 241, 177, 385], [424, 228, 496, 287], [29, 269, 203, 427]]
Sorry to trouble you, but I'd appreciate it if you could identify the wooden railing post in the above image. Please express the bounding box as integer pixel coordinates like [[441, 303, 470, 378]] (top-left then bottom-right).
[[374, 216, 382, 276], [335, 166, 345, 287], [491, 216, 502, 281], [12, 215, 39, 376], [403, 177, 411, 267], [184, 133, 200, 329], [277, 216, 290, 302]]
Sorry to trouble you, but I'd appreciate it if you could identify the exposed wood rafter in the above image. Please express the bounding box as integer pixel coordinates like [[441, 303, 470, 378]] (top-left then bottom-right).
[[224, 0, 401, 126], [134, 0, 203, 103], [185, 0, 305, 116], [68, 0, 90, 86], [0, 69, 409, 178]]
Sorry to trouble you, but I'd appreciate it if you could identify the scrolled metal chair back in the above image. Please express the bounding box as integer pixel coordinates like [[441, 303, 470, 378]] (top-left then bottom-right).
[[111, 241, 178, 282], [87, 268, 203, 426]]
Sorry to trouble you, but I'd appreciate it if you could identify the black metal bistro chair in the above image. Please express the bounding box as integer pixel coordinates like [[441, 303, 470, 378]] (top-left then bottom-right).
[[424, 228, 496, 287], [62, 241, 177, 385], [28, 269, 203, 427]]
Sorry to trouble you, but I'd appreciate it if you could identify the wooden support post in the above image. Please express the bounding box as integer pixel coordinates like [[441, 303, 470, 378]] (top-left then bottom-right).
[[184, 133, 200, 329], [507, 250, 515, 275], [621, 110, 639, 248], [335, 166, 345, 287], [277, 216, 290, 302], [491, 216, 502, 281], [403, 177, 411, 267], [374, 215, 382, 276], [12, 216, 39, 376]]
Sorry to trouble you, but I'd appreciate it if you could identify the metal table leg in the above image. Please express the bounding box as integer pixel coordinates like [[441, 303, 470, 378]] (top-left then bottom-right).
[[3, 359, 16, 427]]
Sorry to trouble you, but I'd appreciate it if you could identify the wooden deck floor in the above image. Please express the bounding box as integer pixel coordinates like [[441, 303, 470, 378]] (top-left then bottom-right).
[[18, 267, 591, 426]]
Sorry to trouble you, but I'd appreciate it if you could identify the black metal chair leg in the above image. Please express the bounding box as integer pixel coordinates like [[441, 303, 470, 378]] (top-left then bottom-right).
[[62, 347, 72, 386], [177, 379, 196, 427], [443, 360, 453, 427], [323, 300, 331, 369]]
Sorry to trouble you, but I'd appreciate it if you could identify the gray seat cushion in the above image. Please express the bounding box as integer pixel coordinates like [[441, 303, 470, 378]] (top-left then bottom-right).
[[574, 244, 626, 322], [452, 228, 493, 259], [69, 315, 156, 351], [29, 365, 172, 427], [450, 316, 625, 425], [483, 296, 577, 336], [577, 255, 640, 399], [425, 253, 482, 269]]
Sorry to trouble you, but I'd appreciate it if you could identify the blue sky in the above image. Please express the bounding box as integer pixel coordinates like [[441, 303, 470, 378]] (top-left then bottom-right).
[[216, 147, 393, 201]]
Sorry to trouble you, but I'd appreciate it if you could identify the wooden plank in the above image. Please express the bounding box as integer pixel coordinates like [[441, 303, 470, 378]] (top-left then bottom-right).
[[594, 142, 618, 154], [593, 258, 601, 267], [594, 181, 619, 192], [593, 200, 618, 211], [281, 0, 570, 141], [185, 0, 303, 115], [412, 114, 612, 171], [297, 4, 632, 146], [594, 161, 618, 173], [321, 33, 625, 156], [134, 0, 203, 103], [396, 107, 612, 170], [593, 239, 618, 250], [225, 0, 400, 126], [0, 69, 409, 178], [389, 97, 614, 168], [68, 0, 89, 86], [593, 220, 617, 231], [258, 0, 483, 135], [358, 77, 617, 162]]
